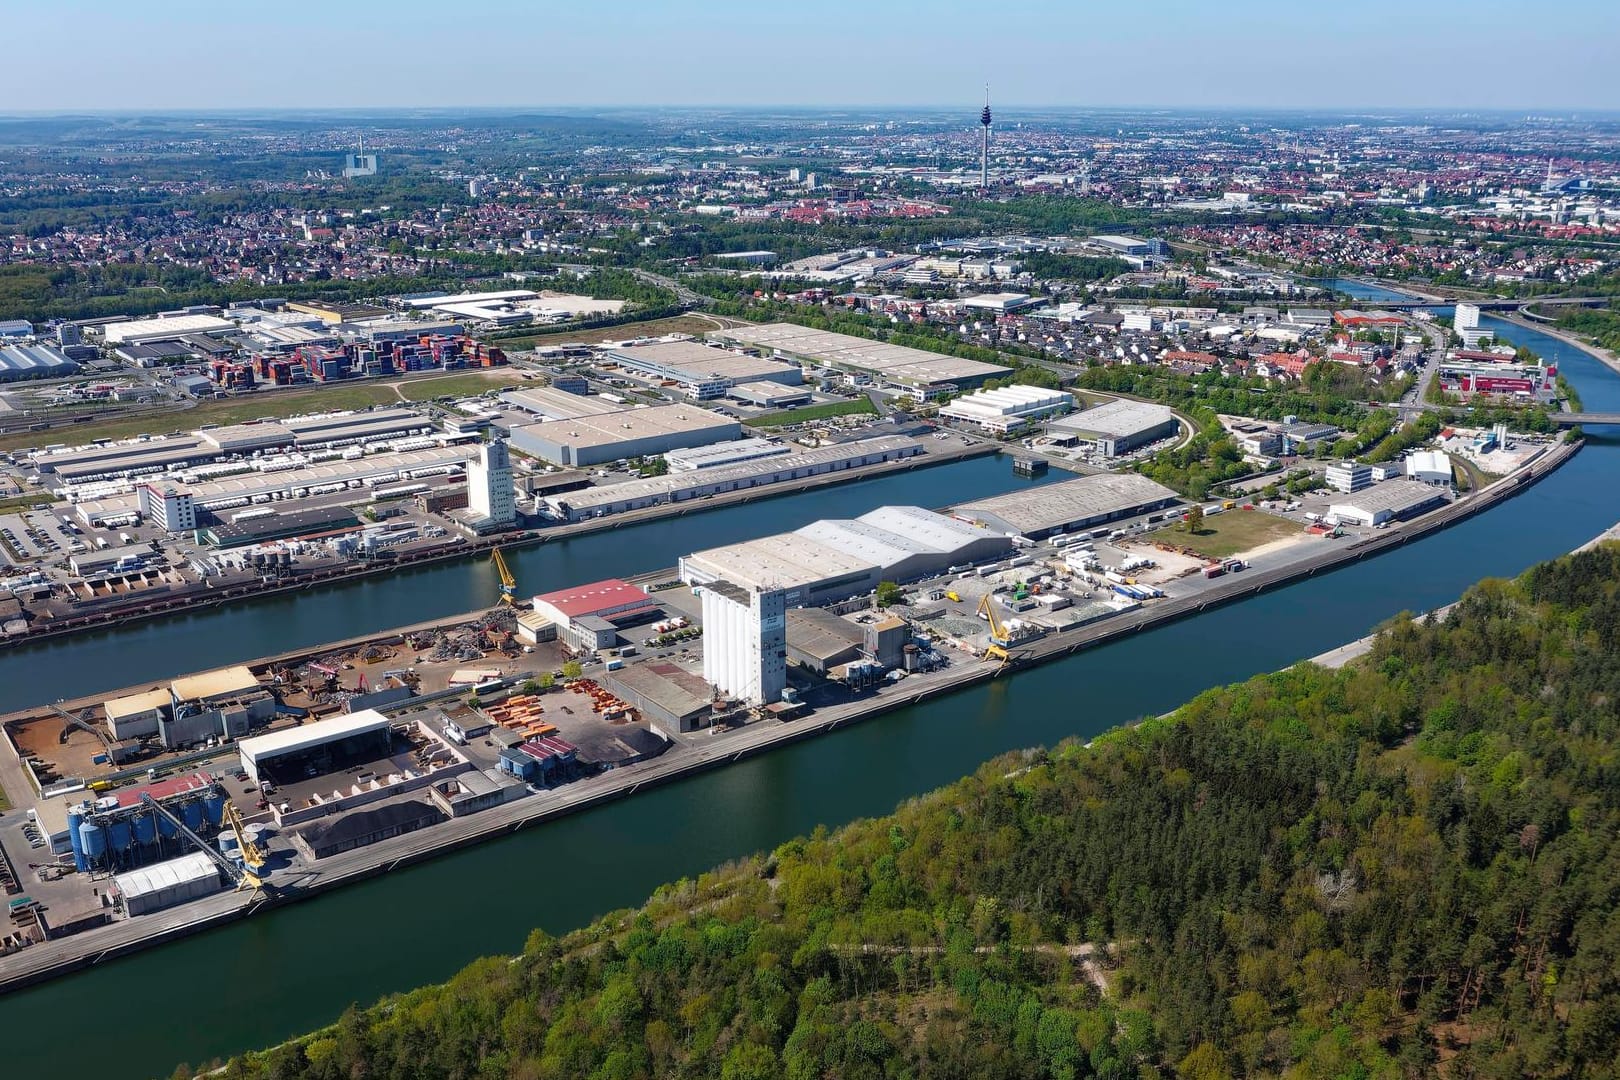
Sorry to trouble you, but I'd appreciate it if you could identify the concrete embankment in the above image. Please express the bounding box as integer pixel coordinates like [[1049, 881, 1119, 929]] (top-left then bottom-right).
[[0, 437, 1582, 997]]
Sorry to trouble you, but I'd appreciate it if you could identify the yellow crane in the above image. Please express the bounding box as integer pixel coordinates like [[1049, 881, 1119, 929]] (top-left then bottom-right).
[[223, 800, 268, 878], [975, 594, 1013, 667], [491, 547, 517, 605]]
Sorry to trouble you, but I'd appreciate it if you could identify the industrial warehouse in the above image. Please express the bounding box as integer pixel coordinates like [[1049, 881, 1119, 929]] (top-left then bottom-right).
[[537, 436, 924, 522], [599, 340, 803, 399], [1047, 399, 1181, 456], [680, 504, 1015, 605], [953, 472, 1182, 538], [707, 322, 1007, 395], [506, 404, 742, 467]]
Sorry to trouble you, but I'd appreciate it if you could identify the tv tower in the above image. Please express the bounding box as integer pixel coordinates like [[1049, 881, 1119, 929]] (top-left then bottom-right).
[[979, 85, 992, 192]]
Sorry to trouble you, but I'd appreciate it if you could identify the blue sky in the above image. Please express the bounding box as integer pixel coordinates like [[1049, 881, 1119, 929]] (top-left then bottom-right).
[[4, 0, 1615, 112]]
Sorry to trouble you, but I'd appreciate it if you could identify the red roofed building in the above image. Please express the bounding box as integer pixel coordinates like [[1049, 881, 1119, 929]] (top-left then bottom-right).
[[1163, 350, 1219, 371], [1260, 352, 1315, 378], [532, 579, 659, 654]]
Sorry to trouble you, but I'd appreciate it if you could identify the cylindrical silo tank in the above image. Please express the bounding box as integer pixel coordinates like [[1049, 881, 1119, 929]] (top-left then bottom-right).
[[108, 819, 133, 853], [68, 806, 88, 871], [203, 793, 225, 826], [79, 822, 106, 863], [280, 551, 292, 569], [132, 814, 157, 846], [182, 801, 204, 831], [157, 812, 179, 839]]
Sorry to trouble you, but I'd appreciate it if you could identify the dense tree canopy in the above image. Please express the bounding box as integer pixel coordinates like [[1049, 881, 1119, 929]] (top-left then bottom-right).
[[194, 544, 1620, 1080]]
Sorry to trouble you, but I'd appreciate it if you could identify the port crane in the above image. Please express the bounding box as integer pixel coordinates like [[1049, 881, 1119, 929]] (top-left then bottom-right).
[[491, 547, 518, 605], [138, 793, 270, 895], [975, 594, 1014, 670]]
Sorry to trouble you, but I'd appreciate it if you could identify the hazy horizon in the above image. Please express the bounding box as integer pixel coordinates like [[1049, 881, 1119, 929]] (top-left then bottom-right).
[[4, 0, 1614, 113]]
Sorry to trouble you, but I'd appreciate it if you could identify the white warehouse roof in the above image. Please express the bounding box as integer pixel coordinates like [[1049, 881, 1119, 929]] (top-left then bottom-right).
[[113, 851, 219, 902], [101, 314, 235, 345], [238, 709, 391, 767]]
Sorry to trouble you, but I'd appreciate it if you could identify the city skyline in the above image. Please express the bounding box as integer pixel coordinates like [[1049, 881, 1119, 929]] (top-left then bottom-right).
[[3, 0, 1615, 112]]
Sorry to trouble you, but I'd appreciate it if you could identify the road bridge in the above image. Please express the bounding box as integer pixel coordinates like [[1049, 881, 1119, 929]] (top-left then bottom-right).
[[1361, 296, 1611, 311], [1553, 412, 1620, 427]]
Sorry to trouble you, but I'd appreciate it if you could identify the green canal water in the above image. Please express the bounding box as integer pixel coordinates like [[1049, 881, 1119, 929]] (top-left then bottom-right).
[[2, 312, 1617, 1078]]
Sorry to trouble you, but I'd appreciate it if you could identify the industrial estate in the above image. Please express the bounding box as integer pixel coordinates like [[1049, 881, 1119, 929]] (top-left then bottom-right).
[[1, 90, 1619, 1080]]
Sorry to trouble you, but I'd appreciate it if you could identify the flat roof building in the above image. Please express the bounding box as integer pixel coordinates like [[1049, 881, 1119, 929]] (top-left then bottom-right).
[[531, 578, 659, 653], [101, 314, 235, 346], [939, 384, 1074, 433], [728, 381, 814, 409], [540, 436, 922, 522], [238, 708, 393, 785], [953, 473, 1181, 538], [500, 387, 624, 422], [1048, 399, 1180, 457], [604, 340, 802, 399], [708, 322, 1006, 392], [1329, 480, 1448, 528], [507, 405, 741, 468], [664, 437, 790, 472]]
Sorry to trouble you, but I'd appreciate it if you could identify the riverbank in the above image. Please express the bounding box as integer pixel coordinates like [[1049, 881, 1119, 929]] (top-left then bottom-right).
[[0, 439, 997, 651], [0, 434, 1581, 998], [1492, 311, 1620, 379]]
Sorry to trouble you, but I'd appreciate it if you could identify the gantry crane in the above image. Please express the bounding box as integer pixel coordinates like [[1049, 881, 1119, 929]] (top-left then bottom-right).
[[139, 793, 269, 895], [975, 594, 1013, 669], [491, 547, 517, 605]]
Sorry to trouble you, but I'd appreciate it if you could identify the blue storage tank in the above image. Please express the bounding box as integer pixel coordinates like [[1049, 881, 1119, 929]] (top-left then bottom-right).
[[108, 820, 133, 853], [182, 801, 204, 831], [68, 806, 87, 871], [133, 815, 157, 846], [203, 793, 225, 826], [157, 812, 179, 839], [79, 822, 106, 862]]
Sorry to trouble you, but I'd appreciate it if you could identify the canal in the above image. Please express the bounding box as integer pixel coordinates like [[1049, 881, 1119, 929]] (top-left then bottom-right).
[[3, 304, 1617, 1079]]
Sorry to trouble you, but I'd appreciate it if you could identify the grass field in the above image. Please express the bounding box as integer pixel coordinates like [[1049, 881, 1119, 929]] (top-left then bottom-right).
[[394, 370, 529, 401], [0, 385, 401, 452], [0, 371, 531, 452], [496, 315, 747, 350], [0, 492, 60, 513], [743, 398, 878, 428], [1147, 508, 1303, 560]]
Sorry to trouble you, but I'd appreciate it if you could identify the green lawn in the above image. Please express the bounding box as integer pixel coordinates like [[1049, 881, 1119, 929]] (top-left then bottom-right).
[[0, 384, 400, 452], [744, 398, 877, 428], [1147, 508, 1304, 560], [395, 371, 528, 401]]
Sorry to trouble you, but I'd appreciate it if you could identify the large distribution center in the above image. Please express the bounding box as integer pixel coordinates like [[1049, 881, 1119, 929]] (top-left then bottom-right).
[[0, 343, 79, 381], [602, 340, 803, 399], [1047, 399, 1180, 456], [939, 385, 1075, 433], [538, 436, 922, 522], [708, 323, 1007, 395], [952, 473, 1181, 538], [680, 504, 1013, 606], [507, 405, 741, 467]]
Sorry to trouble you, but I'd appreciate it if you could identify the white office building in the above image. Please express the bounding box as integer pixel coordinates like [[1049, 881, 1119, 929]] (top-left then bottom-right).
[[938, 384, 1074, 434], [140, 483, 197, 533], [701, 580, 787, 705], [468, 438, 517, 528], [1454, 304, 1481, 332], [1325, 461, 1373, 494]]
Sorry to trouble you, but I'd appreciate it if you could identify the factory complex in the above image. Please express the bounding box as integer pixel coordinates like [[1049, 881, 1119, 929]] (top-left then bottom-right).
[[953, 473, 1182, 538], [599, 340, 803, 399]]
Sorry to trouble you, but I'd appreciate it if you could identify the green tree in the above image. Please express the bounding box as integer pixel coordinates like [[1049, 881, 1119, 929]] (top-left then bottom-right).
[[1182, 504, 1205, 535], [875, 581, 903, 607], [561, 660, 583, 679]]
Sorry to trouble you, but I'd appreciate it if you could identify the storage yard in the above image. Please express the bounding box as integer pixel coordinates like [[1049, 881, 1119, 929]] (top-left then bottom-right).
[[0, 434, 1581, 992]]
